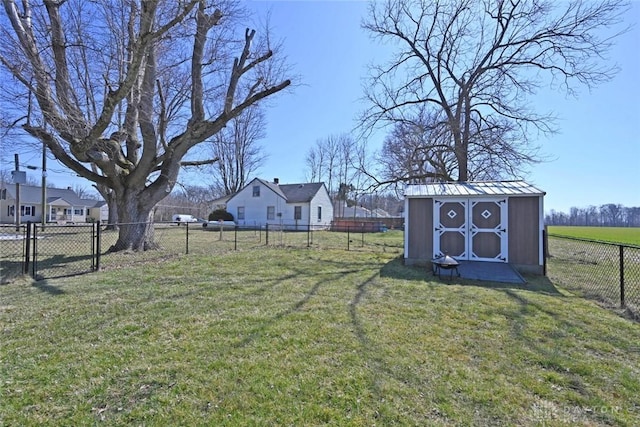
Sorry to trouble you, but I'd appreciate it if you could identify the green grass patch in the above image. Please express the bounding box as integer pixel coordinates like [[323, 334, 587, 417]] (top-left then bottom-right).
[[548, 226, 640, 246], [2, 246, 640, 425]]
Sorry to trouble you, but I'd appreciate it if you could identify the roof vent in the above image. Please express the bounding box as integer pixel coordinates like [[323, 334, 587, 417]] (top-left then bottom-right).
[[273, 178, 279, 184]]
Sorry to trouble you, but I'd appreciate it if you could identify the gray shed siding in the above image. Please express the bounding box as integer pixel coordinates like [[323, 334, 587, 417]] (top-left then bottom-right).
[[404, 181, 545, 275], [508, 196, 543, 274], [404, 198, 433, 266]]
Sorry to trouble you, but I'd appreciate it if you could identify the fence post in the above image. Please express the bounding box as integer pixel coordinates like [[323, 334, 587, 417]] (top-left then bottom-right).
[[31, 222, 38, 278], [620, 245, 625, 308], [234, 226, 237, 251], [96, 221, 101, 271], [91, 222, 95, 271], [347, 226, 350, 251], [265, 223, 269, 246], [307, 224, 311, 247], [543, 228, 547, 276], [24, 222, 31, 275], [185, 222, 189, 255]]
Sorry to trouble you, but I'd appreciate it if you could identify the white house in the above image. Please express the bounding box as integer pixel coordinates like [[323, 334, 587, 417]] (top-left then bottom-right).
[[226, 178, 334, 229], [0, 184, 105, 224]]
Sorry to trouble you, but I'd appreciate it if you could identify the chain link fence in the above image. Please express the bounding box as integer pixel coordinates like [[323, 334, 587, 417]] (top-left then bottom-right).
[[5, 222, 638, 321], [0, 224, 29, 284], [547, 235, 640, 318], [1, 221, 403, 281]]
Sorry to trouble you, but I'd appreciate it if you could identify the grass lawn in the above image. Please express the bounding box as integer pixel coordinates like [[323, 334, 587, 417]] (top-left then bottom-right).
[[547, 226, 640, 246], [2, 245, 640, 425]]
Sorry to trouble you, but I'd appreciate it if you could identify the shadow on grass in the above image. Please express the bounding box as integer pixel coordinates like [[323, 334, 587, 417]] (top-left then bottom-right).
[[380, 255, 562, 296], [33, 253, 95, 280], [1, 260, 24, 285], [358, 256, 638, 423], [32, 278, 65, 295]]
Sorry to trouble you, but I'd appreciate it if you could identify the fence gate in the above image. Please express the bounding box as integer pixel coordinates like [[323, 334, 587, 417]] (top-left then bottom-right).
[[434, 198, 508, 262]]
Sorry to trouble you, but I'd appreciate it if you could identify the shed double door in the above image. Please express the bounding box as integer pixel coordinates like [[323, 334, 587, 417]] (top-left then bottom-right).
[[433, 198, 508, 262]]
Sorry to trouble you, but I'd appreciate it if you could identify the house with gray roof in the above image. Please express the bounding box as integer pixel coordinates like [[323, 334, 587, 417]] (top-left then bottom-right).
[[225, 178, 333, 229], [0, 184, 103, 224]]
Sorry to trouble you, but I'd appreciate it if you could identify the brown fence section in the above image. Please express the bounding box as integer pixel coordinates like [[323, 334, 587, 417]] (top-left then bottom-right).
[[331, 217, 404, 232], [547, 235, 640, 318]]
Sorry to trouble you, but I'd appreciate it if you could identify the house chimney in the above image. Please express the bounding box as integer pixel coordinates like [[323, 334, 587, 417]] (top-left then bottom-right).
[[273, 178, 279, 184]]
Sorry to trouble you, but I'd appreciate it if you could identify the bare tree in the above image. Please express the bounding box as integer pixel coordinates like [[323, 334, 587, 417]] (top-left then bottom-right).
[[209, 105, 266, 195], [376, 108, 455, 185], [361, 0, 627, 182], [304, 144, 324, 183], [0, 0, 290, 251], [304, 133, 362, 195]]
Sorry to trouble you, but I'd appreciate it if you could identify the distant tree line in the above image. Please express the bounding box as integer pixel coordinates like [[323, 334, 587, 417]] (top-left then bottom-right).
[[545, 204, 640, 227]]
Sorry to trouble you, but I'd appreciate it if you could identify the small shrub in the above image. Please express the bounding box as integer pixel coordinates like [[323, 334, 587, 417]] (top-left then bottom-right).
[[209, 209, 234, 222]]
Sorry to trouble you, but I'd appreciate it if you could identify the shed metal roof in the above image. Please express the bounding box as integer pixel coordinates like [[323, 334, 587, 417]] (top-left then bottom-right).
[[404, 180, 545, 198]]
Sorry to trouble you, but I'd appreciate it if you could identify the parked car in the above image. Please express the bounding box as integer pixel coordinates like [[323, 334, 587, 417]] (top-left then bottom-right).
[[172, 214, 198, 225], [202, 220, 236, 230]]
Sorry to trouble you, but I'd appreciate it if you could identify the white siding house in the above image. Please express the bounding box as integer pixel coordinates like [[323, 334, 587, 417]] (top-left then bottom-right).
[[226, 178, 334, 229], [0, 184, 103, 224]]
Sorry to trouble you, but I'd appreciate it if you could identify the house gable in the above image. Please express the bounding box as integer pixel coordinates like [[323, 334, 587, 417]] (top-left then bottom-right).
[[226, 179, 333, 227]]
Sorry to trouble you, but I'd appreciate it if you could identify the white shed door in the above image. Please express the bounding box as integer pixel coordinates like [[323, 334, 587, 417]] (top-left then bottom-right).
[[434, 199, 508, 262]]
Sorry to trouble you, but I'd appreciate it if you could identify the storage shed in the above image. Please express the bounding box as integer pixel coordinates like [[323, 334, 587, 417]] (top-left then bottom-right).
[[404, 181, 545, 275]]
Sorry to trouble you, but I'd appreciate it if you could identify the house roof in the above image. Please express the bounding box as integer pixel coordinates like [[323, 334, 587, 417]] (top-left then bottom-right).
[[3, 184, 99, 206], [228, 178, 326, 204], [278, 182, 325, 203], [404, 180, 545, 198], [82, 199, 107, 208]]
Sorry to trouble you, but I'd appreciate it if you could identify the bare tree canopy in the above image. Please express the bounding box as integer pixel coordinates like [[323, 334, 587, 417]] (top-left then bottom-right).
[[209, 105, 266, 196], [0, 0, 291, 250], [376, 107, 455, 185], [304, 133, 363, 195], [361, 0, 628, 182]]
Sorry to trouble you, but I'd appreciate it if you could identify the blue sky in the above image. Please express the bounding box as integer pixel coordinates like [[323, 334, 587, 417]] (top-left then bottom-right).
[[5, 0, 639, 213], [244, 0, 640, 213]]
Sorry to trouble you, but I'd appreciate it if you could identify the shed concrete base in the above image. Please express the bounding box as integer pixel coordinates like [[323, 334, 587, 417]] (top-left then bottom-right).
[[404, 258, 543, 284], [455, 261, 526, 284]]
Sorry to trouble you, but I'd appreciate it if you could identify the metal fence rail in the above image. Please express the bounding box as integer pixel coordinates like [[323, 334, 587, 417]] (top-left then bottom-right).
[[547, 235, 640, 318], [5, 223, 637, 321], [2, 221, 403, 281]]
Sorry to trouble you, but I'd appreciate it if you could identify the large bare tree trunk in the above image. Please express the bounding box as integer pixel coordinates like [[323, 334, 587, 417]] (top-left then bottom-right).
[[110, 189, 157, 251]]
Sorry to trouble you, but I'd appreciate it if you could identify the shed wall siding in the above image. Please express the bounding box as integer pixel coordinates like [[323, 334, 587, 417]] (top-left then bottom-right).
[[508, 196, 540, 266], [406, 198, 433, 263]]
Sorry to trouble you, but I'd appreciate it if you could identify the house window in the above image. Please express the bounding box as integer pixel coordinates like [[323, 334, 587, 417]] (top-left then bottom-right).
[[74, 208, 83, 215], [252, 185, 260, 197], [294, 206, 302, 220], [267, 206, 275, 220], [7, 205, 14, 216], [1, 189, 6, 199], [20, 205, 36, 216], [317, 206, 322, 221], [237, 206, 245, 220]]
